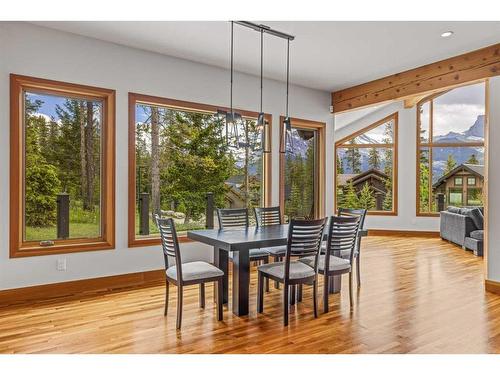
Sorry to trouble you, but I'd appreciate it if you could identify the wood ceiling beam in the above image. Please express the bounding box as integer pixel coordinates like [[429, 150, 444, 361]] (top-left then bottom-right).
[[331, 43, 500, 113]]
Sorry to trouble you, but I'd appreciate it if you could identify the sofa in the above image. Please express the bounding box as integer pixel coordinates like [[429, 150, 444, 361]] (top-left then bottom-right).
[[439, 206, 484, 256]]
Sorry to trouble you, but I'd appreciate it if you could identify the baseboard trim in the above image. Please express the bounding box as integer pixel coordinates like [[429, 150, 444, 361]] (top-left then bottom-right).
[[368, 229, 440, 237], [485, 279, 500, 295], [0, 269, 165, 307]]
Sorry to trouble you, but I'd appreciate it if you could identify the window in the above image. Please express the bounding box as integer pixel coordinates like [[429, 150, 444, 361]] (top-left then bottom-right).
[[467, 187, 483, 206], [449, 188, 463, 206], [335, 113, 398, 215], [417, 82, 486, 215], [10, 74, 115, 257], [468, 177, 476, 186], [280, 117, 325, 222], [128, 93, 271, 246]]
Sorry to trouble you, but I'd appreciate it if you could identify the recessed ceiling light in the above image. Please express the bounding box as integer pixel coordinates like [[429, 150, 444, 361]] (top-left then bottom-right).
[[441, 31, 454, 38]]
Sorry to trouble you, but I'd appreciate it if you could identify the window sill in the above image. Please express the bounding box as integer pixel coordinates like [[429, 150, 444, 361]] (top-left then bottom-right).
[[10, 239, 115, 258], [128, 235, 194, 248]]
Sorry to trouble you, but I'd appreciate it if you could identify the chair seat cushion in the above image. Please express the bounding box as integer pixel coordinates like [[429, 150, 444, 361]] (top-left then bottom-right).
[[166, 261, 224, 282], [299, 254, 351, 272], [261, 246, 287, 256], [470, 230, 484, 241], [257, 261, 315, 280]]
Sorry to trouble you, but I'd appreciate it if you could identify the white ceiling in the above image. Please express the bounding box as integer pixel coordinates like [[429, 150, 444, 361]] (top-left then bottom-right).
[[32, 21, 500, 92]]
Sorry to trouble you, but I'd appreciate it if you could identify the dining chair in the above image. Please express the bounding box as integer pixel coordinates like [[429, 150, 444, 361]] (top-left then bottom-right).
[[337, 208, 367, 287], [154, 214, 224, 329], [254, 206, 287, 289], [257, 218, 326, 326], [301, 215, 360, 312], [217, 208, 270, 291]]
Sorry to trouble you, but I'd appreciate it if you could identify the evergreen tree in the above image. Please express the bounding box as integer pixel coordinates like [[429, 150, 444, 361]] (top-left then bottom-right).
[[382, 178, 393, 211], [368, 147, 381, 170], [336, 155, 344, 175], [467, 153, 479, 165], [341, 181, 360, 209], [358, 182, 375, 210], [419, 149, 430, 212], [444, 154, 457, 175], [344, 140, 361, 174]]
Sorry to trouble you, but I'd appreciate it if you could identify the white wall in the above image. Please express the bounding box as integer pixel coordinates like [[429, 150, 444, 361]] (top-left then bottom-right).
[[334, 101, 440, 231], [0, 22, 332, 290]]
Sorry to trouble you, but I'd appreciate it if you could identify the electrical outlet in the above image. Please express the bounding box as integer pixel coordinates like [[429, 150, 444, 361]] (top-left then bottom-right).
[[56, 258, 67, 271]]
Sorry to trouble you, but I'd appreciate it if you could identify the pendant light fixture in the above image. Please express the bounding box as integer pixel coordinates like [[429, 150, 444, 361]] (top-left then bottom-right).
[[226, 21, 241, 148], [280, 38, 293, 154], [219, 21, 295, 152]]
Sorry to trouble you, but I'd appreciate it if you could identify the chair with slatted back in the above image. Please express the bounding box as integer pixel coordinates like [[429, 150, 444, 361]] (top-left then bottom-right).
[[257, 218, 326, 326], [337, 208, 367, 287], [154, 214, 224, 330], [217, 208, 271, 291], [217, 208, 271, 263], [301, 215, 360, 312], [254, 206, 287, 289]]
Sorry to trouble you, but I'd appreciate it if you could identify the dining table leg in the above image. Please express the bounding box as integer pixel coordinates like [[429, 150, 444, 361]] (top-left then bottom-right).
[[231, 250, 250, 316], [213, 247, 228, 304]]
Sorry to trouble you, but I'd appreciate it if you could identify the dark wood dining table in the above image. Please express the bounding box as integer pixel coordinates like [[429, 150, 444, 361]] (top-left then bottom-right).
[[187, 224, 366, 317]]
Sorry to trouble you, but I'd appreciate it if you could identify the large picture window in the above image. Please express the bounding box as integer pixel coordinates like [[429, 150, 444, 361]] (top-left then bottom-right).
[[417, 82, 486, 215], [10, 74, 115, 257], [280, 117, 325, 222], [128, 93, 271, 246], [335, 113, 398, 215]]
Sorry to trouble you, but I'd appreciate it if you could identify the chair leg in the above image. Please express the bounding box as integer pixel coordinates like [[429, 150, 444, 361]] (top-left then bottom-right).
[[323, 274, 329, 313], [349, 272, 353, 310], [297, 284, 303, 302], [217, 279, 223, 321], [257, 271, 264, 313], [283, 283, 289, 326], [356, 255, 361, 287], [164, 280, 170, 316], [176, 285, 183, 330], [263, 257, 270, 292], [273, 256, 280, 289], [199, 283, 205, 309], [290, 285, 296, 305], [313, 280, 318, 319]]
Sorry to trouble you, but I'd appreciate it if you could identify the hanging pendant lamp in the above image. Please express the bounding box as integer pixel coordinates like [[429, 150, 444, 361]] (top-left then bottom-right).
[[280, 38, 293, 153], [257, 28, 271, 154], [226, 21, 241, 148]]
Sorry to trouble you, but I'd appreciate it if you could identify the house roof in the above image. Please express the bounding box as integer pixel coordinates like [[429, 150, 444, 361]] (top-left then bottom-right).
[[346, 168, 389, 186], [432, 163, 484, 189]]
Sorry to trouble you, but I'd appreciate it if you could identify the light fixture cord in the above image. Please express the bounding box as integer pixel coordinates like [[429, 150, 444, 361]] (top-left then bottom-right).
[[260, 29, 263, 113], [230, 21, 234, 114], [286, 38, 290, 118]]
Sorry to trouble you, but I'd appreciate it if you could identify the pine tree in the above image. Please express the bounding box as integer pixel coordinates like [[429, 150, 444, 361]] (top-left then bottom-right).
[[341, 181, 360, 209], [419, 149, 430, 212], [336, 155, 344, 175], [344, 140, 361, 174], [444, 154, 457, 175], [368, 147, 381, 170], [382, 178, 392, 211], [467, 153, 479, 165], [358, 182, 375, 210]]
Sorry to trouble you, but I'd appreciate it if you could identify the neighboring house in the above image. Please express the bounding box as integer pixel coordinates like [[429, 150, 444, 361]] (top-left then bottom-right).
[[338, 169, 390, 210], [225, 182, 246, 208], [433, 164, 484, 207]]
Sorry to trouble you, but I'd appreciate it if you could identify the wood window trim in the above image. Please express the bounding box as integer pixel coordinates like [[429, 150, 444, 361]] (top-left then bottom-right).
[[415, 81, 487, 217], [10, 74, 116, 258], [468, 177, 477, 186], [279, 116, 326, 220], [334, 112, 399, 216], [455, 177, 463, 186], [128, 92, 272, 248]]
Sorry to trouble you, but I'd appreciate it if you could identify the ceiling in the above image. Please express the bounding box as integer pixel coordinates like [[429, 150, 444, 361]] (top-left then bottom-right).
[[32, 21, 500, 92]]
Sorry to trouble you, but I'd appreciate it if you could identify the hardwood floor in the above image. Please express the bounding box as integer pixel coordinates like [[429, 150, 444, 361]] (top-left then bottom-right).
[[1, 235, 500, 354]]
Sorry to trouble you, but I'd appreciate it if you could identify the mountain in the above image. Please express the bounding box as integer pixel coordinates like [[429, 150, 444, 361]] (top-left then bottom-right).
[[338, 115, 485, 180]]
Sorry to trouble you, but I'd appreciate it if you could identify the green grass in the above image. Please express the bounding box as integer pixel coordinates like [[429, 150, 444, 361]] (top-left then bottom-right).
[[25, 222, 100, 241]]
